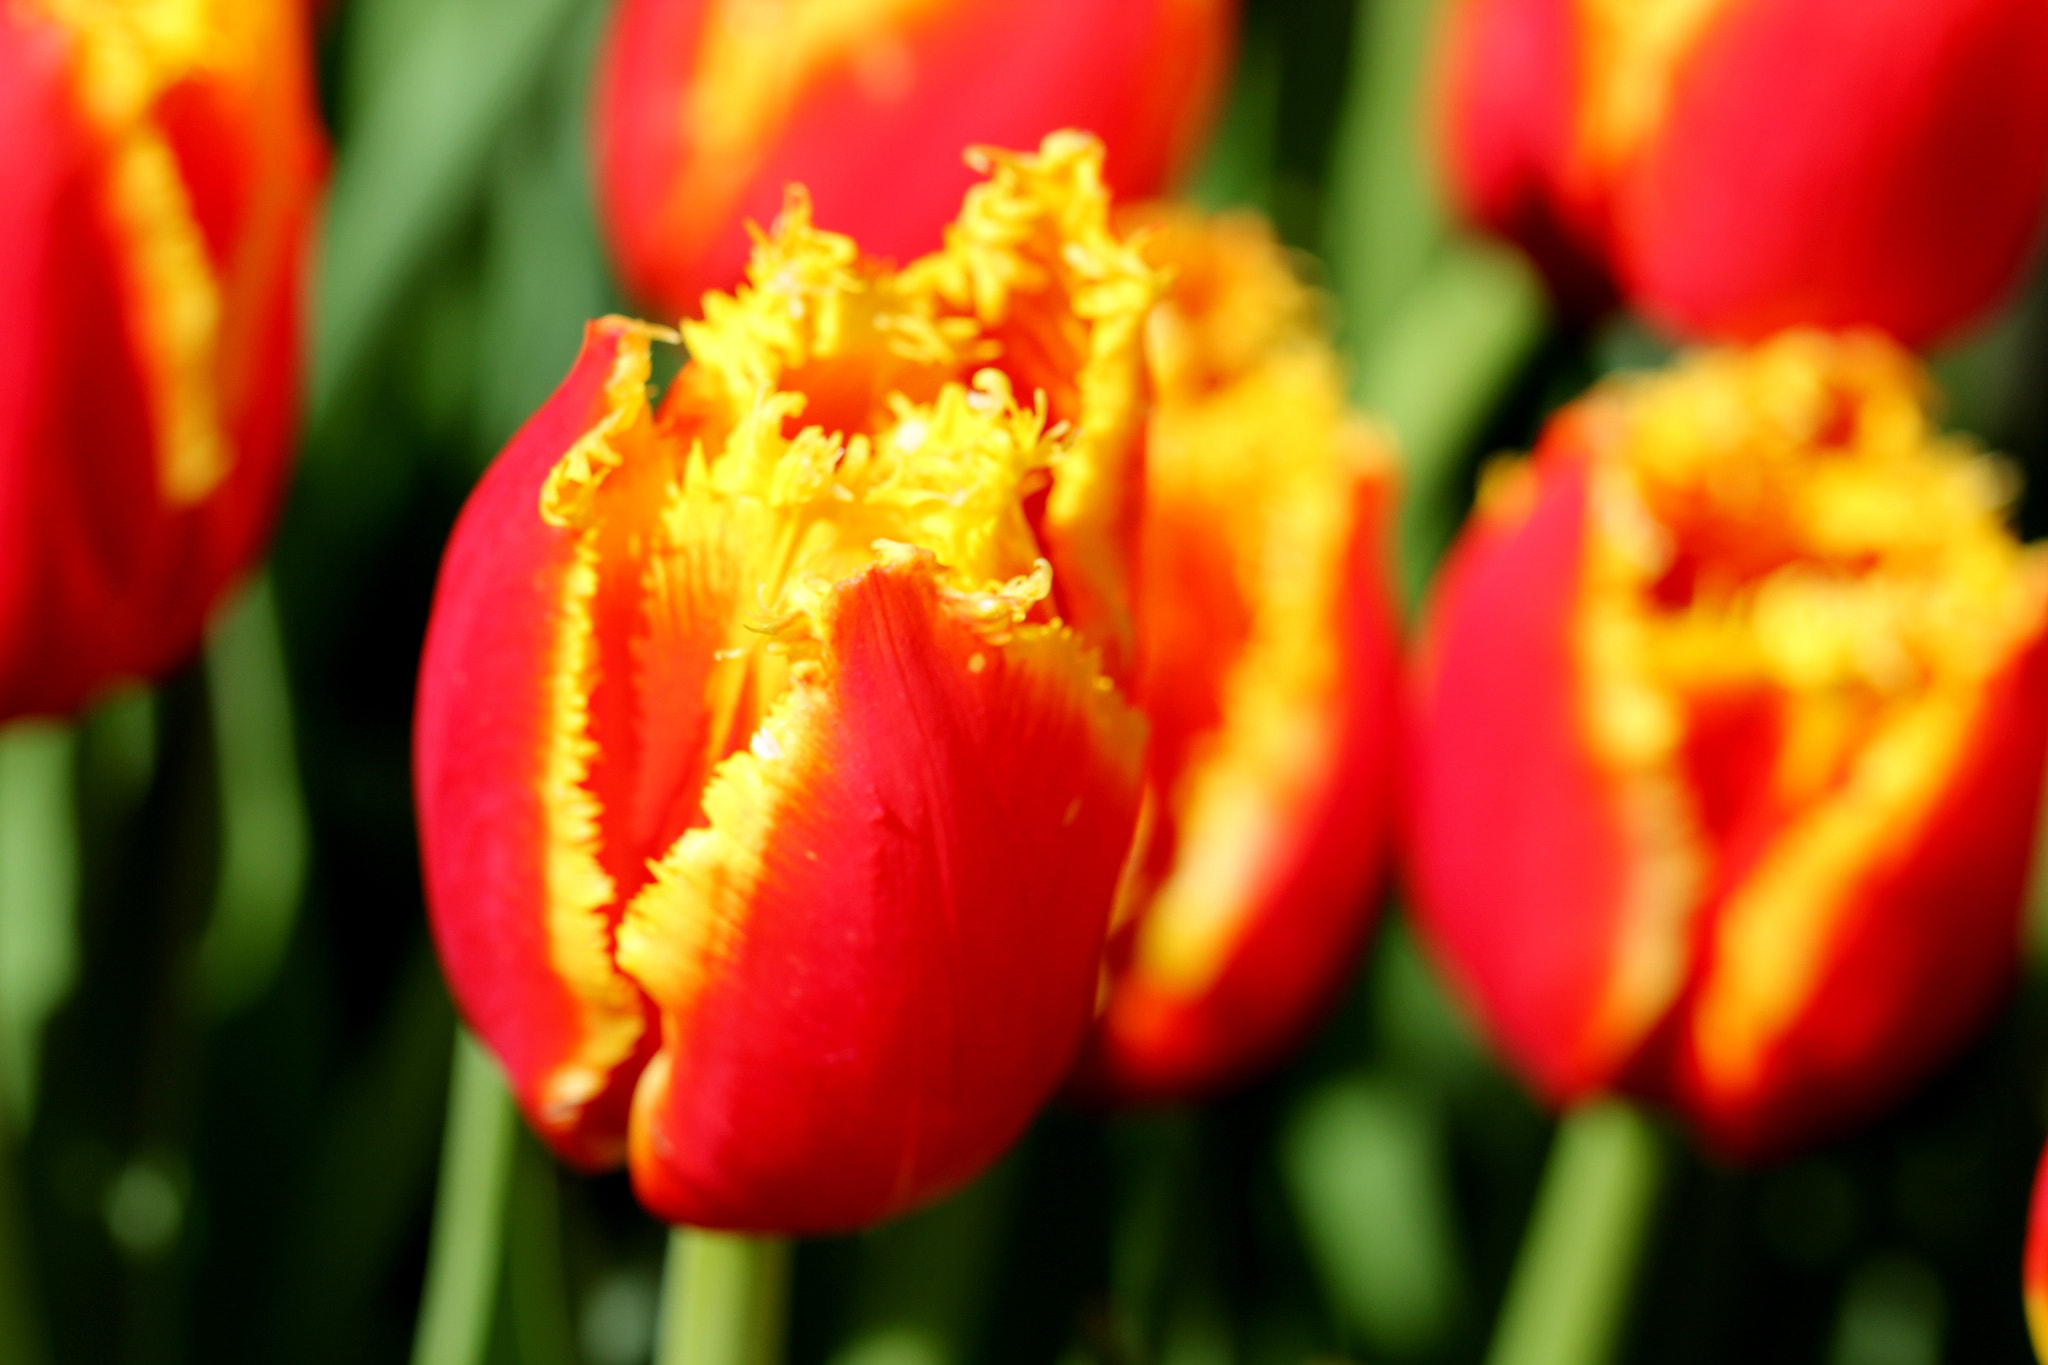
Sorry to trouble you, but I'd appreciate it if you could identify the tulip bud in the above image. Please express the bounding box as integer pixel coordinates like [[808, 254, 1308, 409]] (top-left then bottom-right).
[[595, 0, 1232, 321], [1439, 0, 2048, 343], [418, 135, 1163, 1233], [1406, 330, 2048, 1157], [1075, 207, 1402, 1102], [0, 0, 325, 717]]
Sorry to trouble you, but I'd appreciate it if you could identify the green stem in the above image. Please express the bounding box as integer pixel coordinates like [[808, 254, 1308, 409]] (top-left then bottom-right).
[[0, 1109, 45, 1365], [505, 1130, 578, 1365], [410, 1029, 518, 1365], [196, 574, 309, 1018], [1484, 1101, 1665, 1365], [657, 1228, 790, 1365], [0, 720, 77, 1365]]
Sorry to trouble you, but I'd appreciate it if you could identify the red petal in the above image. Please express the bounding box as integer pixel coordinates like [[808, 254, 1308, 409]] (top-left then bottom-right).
[[415, 320, 660, 1168], [1674, 598, 2048, 1156], [595, 0, 1232, 318], [1617, 0, 2048, 343], [1436, 0, 1613, 313], [618, 556, 1144, 1232], [2027, 1139, 2048, 1360], [1404, 449, 1652, 1101], [1083, 463, 1402, 1101], [0, 2, 321, 719]]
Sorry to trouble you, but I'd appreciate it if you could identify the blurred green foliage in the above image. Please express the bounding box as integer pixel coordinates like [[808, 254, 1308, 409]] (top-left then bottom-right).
[[6, 0, 2048, 1362]]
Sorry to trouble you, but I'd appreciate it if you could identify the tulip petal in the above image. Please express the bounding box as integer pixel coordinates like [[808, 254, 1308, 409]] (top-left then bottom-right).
[[1441, 0, 2048, 342], [1079, 209, 1403, 1100], [616, 554, 1144, 1232], [0, 0, 321, 718], [1408, 331, 2048, 1155], [1407, 449, 1678, 1100], [1678, 572, 2048, 1154], [416, 319, 669, 1167], [1621, 0, 2048, 342], [596, 0, 1230, 317]]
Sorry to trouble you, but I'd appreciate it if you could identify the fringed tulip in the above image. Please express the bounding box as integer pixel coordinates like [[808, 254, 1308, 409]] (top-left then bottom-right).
[[1439, 0, 2048, 343], [1407, 331, 2048, 1157], [418, 135, 1166, 1233], [0, 0, 325, 718], [595, 0, 1232, 321], [1075, 208, 1401, 1102]]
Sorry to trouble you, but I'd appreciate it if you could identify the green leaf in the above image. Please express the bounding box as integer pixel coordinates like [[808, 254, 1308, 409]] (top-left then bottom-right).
[[313, 0, 594, 430]]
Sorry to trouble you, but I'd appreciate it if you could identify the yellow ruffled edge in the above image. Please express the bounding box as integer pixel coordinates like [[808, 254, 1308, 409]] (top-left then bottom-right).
[[1570, 329, 2048, 1093], [531, 132, 1164, 1088]]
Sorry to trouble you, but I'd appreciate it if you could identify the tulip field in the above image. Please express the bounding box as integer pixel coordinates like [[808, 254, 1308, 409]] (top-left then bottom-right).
[[6, 0, 2048, 1363]]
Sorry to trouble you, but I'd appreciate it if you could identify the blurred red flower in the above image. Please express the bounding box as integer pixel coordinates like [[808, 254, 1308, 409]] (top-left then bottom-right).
[[0, 0, 325, 718], [418, 135, 1404, 1230], [1439, 0, 2048, 343], [1405, 331, 2048, 1157], [595, 0, 1232, 321], [420, 137, 1154, 1233], [1076, 206, 1401, 1103]]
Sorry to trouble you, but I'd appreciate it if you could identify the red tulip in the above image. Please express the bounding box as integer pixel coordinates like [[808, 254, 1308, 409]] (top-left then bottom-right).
[[2028, 1139, 2048, 1359], [418, 135, 1168, 1233], [1406, 330, 2048, 1157], [1074, 207, 1402, 1103], [1439, 0, 2048, 343], [595, 0, 1232, 321], [0, 0, 325, 718]]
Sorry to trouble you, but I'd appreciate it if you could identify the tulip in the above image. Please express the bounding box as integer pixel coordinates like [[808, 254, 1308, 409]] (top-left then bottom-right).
[[418, 134, 1171, 1233], [1438, 0, 2048, 343], [1405, 330, 2048, 1157], [595, 0, 1232, 321], [0, 0, 326, 718], [1074, 206, 1402, 1102], [2028, 1139, 2048, 1359]]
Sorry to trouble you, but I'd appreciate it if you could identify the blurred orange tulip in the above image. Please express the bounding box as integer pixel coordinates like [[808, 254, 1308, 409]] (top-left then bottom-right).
[[1440, 0, 2048, 342], [1406, 331, 2048, 1156], [1077, 207, 1401, 1103], [595, 0, 1232, 320], [418, 133, 1404, 1229], [0, 0, 325, 717], [422, 136, 1157, 1232]]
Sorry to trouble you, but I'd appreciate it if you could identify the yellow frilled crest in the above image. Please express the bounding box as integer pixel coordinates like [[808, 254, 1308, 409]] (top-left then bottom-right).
[[539, 130, 1165, 669]]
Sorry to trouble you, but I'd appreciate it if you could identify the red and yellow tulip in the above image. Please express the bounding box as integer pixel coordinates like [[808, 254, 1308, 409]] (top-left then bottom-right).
[[1405, 331, 2048, 1157], [424, 136, 1152, 1233], [595, 0, 1233, 321], [0, 0, 325, 718], [418, 134, 1399, 1229], [1077, 207, 1401, 1103], [1439, 0, 2048, 343]]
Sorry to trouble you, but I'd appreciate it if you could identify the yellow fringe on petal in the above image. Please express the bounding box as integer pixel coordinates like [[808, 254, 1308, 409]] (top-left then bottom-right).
[[1116, 208, 1394, 998], [1571, 330, 2048, 1095], [534, 133, 1159, 1058]]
